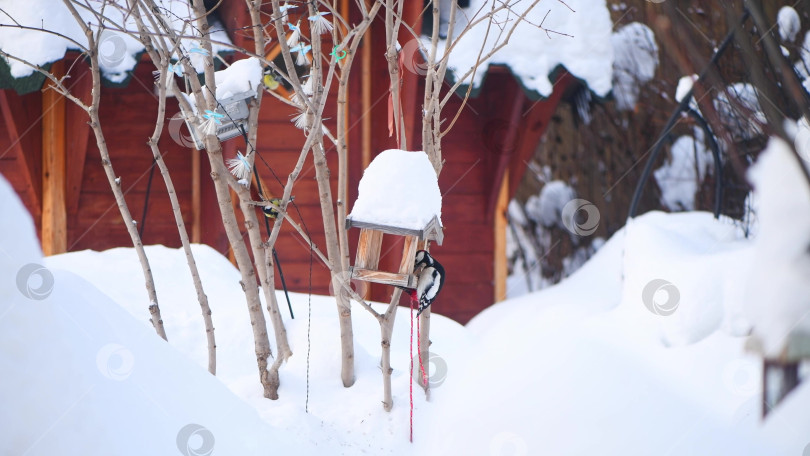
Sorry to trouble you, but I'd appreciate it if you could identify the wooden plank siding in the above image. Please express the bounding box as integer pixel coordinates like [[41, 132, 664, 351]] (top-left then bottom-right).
[[0, 88, 43, 233], [68, 63, 194, 252]]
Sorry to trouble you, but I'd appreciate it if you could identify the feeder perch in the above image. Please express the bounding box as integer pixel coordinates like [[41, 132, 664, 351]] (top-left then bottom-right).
[[178, 89, 257, 150], [745, 330, 810, 417], [345, 149, 443, 290]]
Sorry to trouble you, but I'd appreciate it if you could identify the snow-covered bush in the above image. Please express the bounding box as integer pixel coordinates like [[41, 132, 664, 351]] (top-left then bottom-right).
[[612, 22, 659, 111], [654, 131, 714, 211]]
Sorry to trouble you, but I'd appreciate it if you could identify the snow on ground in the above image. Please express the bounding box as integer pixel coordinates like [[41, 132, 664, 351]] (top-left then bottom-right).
[[0, 0, 231, 82], [430, 0, 613, 97], [4, 150, 810, 454], [451, 210, 808, 455], [0, 176, 311, 455], [349, 149, 442, 230], [44, 243, 471, 455]]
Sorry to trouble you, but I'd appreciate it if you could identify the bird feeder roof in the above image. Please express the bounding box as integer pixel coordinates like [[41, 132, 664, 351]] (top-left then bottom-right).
[[347, 149, 443, 243]]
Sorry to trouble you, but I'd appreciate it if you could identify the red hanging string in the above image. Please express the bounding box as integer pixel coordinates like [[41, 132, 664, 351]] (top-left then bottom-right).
[[409, 296, 414, 443]]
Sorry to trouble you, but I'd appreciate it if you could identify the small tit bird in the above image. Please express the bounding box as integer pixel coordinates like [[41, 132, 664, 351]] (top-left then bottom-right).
[[262, 196, 294, 218], [263, 68, 280, 90]]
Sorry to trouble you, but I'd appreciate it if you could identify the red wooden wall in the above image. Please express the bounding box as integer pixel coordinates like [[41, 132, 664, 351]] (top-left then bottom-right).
[[0, 89, 42, 230], [0, 3, 571, 324]]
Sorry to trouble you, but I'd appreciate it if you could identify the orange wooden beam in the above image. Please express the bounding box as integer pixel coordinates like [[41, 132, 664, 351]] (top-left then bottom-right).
[[494, 173, 509, 302], [41, 60, 67, 255]]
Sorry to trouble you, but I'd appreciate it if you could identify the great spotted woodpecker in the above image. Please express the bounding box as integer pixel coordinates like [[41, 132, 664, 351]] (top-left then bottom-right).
[[406, 250, 445, 316]]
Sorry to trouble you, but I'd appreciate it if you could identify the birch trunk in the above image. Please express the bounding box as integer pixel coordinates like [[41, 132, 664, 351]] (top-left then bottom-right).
[[127, 0, 215, 372], [305, 0, 355, 387], [148, 69, 216, 374], [62, 0, 167, 340], [380, 312, 396, 411], [180, 0, 276, 397], [379, 290, 401, 411], [235, 184, 292, 375], [417, 308, 431, 396], [206, 149, 275, 397], [228, 0, 292, 394], [312, 138, 355, 387]]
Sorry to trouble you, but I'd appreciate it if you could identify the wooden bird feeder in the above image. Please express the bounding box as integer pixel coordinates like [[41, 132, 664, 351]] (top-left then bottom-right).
[[346, 215, 443, 289], [345, 149, 443, 290], [178, 88, 256, 150]]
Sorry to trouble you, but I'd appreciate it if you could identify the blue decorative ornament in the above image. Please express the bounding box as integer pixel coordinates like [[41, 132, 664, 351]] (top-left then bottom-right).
[[203, 110, 225, 125]]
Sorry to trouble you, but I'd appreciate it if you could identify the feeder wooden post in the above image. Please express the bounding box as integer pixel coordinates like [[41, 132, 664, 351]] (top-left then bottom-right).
[[346, 216, 443, 410]]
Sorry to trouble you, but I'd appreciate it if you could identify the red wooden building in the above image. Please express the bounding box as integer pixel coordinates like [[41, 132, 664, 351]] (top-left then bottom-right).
[[0, 2, 575, 323]]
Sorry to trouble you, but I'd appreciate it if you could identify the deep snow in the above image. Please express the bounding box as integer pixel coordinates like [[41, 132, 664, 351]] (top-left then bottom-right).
[[3, 158, 810, 455]]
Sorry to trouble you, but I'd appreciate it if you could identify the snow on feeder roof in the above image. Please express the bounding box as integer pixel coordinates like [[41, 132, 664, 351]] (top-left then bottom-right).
[[347, 149, 443, 244]]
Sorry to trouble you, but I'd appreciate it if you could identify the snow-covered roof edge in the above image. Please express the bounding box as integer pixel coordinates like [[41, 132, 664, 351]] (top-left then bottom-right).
[[443, 63, 579, 102], [0, 1, 234, 94], [423, 0, 613, 102]]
